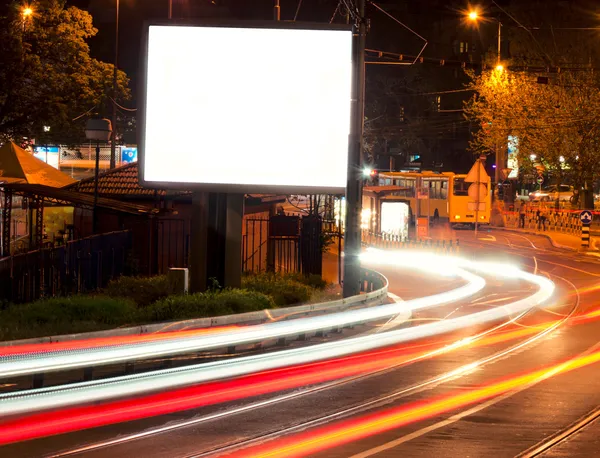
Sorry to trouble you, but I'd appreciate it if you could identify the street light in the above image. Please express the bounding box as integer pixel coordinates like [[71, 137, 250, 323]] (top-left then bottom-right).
[[530, 154, 537, 161], [467, 11, 503, 68], [85, 118, 112, 234], [468, 10, 504, 186], [110, 0, 120, 170], [21, 5, 33, 31]]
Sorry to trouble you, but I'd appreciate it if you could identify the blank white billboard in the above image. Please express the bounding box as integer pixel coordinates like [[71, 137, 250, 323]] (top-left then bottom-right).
[[141, 24, 353, 193]]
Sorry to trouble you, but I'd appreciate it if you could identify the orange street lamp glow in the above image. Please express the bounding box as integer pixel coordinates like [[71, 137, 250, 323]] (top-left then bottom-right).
[[22, 7, 33, 17], [495, 64, 504, 72], [468, 11, 478, 21]]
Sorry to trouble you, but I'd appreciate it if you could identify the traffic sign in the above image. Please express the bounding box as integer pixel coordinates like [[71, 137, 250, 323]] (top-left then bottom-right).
[[536, 176, 544, 185], [465, 159, 489, 183], [580, 210, 593, 225], [468, 183, 487, 201]]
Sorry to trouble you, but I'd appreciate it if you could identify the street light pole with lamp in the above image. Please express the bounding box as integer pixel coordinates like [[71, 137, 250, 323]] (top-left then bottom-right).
[[21, 6, 33, 30], [85, 118, 112, 234], [110, 0, 120, 170], [467, 10, 505, 186]]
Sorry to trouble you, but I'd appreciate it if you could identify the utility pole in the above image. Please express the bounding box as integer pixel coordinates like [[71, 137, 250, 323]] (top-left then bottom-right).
[[343, 0, 366, 298], [110, 0, 119, 170], [274, 0, 280, 21]]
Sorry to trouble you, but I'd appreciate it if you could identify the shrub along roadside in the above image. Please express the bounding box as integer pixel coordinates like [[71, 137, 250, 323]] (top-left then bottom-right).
[[241, 273, 314, 306], [141, 289, 275, 323], [0, 296, 137, 341], [104, 275, 173, 307], [0, 289, 277, 342], [0, 273, 331, 341]]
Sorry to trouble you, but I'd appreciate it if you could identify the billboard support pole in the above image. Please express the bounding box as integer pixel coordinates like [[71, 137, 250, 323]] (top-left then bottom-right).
[[343, 0, 366, 298], [189, 192, 209, 293], [224, 193, 244, 288]]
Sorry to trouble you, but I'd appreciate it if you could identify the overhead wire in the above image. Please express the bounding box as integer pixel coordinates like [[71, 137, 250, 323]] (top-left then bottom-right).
[[293, 0, 303, 21], [71, 105, 97, 122], [368, 1, 428, 65]]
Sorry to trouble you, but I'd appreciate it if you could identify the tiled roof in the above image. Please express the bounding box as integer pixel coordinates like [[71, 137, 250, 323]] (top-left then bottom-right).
[[67, 162, 178, 198]]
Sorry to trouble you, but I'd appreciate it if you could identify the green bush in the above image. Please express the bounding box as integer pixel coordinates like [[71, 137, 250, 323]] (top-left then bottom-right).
[[242, 273, 313, 306], [142, 289, 275, 323], [0, 296, 136, 341], [104, 275, 172, 307]]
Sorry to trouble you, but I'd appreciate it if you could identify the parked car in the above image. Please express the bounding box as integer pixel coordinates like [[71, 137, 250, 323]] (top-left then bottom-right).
[[528, 185, 574, 202]]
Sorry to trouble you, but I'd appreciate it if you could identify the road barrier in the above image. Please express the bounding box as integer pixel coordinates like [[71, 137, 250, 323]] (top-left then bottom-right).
[[504, 208, 583, 236], [362, 231, 460, 255]]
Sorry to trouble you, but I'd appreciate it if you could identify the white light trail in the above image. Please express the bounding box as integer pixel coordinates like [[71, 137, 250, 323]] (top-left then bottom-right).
[[0, 255, 483, 378], [0, 252, 553, 417]]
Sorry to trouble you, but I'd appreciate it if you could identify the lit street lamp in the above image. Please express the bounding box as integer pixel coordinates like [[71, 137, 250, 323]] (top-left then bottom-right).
[[468, 10, 504, 186], [110, 0, 120, 170], [467, 10, 503, 68], [85, 118, 112, 234], [21, 5, 33, 30]]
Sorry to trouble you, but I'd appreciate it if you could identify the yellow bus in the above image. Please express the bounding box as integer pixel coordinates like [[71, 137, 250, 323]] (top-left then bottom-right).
[[373, 171, 491, 228], [448, 173, 491, 227]]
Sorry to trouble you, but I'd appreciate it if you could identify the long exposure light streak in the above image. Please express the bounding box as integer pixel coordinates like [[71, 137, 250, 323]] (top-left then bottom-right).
[[0, 321, 548, 445], [0, 254, 552, 418], [236, 348, 600, 458], [0, 325, 241, 358], [0, 259, 484, 378]]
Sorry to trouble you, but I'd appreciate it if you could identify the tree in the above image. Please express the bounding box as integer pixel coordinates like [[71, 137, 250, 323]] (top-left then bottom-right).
[[464, 68, 600, 205], [0, 0, 130, 146]]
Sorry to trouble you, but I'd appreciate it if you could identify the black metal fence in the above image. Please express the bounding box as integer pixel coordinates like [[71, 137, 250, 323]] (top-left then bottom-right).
[[242, 215, 326, 275], [0, 231, 131, 304]]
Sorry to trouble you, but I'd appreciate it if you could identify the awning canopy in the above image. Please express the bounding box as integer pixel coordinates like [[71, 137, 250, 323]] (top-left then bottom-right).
[[2, 183, 160, 216], [0, 142, 76, 188]]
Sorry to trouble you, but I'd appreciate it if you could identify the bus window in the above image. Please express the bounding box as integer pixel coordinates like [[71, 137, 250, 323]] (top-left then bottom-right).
[[441, 180, 448, 200], [453, 178, 469, 196]]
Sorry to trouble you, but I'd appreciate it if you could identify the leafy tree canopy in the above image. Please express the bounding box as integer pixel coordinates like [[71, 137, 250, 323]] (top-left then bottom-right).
[[0, 0, 130, 146]]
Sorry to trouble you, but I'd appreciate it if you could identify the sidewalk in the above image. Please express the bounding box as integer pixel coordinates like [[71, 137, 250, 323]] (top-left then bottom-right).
[[490, 225, 598, 252]]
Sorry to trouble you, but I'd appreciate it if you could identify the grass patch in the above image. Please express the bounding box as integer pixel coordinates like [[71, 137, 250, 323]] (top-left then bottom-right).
[[242, 273, 314, 306], [140, 289, 275, 323], [104, 275, 173, 307], [0, 296, 136, 341], [1, 273, 331, 341]]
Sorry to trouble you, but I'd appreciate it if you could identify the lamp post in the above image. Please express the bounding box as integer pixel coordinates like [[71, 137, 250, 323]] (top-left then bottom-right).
[[110, 0, 120, 170], [21, 6, 33, 31], [85, 119, 112, 234], [467, 10, 504, 185]]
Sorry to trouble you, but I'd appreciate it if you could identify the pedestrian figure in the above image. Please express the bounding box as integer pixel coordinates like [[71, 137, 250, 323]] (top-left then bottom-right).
[[539, 209, 548, 231], [519, 202, 526, 228]]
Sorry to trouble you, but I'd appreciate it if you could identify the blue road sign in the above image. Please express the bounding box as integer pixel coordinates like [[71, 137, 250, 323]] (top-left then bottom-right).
[[580, 210, 593, 225]]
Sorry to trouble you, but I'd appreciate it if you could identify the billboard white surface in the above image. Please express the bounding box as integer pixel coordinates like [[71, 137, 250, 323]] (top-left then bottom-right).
[[141, 24, 353, 193]]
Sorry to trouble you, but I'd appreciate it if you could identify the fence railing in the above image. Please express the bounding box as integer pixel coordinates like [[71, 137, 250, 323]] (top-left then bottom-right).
[[0, 231, 131, 304], [504, 209, 583, 236], [362, 231, 460, 255]]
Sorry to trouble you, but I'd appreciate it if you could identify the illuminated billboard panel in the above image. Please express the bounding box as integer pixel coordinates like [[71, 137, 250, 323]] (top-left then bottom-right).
[[140, 23, 353, 193], [507, 136, 519, 179]]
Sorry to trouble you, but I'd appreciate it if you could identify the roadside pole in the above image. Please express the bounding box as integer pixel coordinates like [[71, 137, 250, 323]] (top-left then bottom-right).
[[475, 155, 480, 235], [343, 0, 366, 298]]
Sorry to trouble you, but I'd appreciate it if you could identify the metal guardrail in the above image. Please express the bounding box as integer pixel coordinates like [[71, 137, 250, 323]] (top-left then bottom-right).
[[0, 268, 391, 384], [362, 231, 460, 255]]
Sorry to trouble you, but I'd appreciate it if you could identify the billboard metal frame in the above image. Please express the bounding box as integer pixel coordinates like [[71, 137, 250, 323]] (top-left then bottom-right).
[[138, 19, 353, 195]]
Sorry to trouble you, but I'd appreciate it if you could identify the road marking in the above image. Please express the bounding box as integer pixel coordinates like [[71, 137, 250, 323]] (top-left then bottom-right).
[[478, 235, 497, 242], [539, 259, 600, 277]]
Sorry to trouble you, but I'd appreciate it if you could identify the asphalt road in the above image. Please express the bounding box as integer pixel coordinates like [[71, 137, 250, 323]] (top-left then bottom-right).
[[4, 228, 600, 458]]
